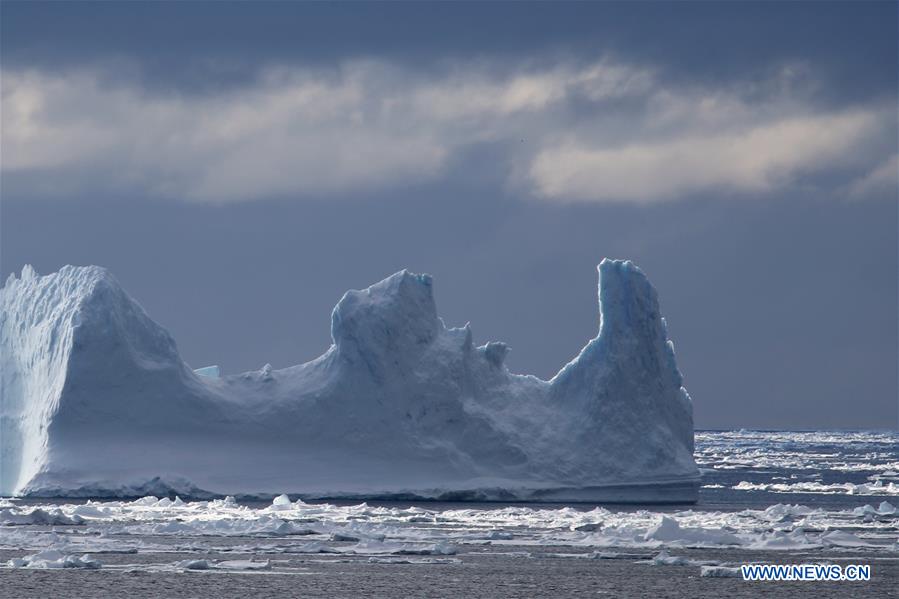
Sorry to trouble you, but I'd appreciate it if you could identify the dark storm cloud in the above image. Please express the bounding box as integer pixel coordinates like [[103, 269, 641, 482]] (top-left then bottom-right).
[[4, 2, 896, 204], [2, 2, 895, 102]]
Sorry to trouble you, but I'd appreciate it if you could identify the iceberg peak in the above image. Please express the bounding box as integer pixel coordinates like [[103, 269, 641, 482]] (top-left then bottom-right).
[[21, 264, 37, 281], [331, 269, 439, 370]]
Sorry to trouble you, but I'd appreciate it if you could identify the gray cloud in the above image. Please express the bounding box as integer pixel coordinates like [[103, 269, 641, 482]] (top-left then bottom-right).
[[847, 153, 899, 200], [2, 58, 893, 203]]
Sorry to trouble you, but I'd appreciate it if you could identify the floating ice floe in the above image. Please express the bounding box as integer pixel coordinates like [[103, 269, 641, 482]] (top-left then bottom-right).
[[1, 498, 896, 558], [367, 557, 460, 565], [694, 430, 899, 477], [7, 549, 101, 569], [643, 516, 741, 546], [0, 507, 84, 526], [650, 550, 722, 567], [852, 501, 896, 517], [745, 529, 821, 551], [700, 565, 742, 578], [174, 559, 271, 571], [734, 481, 899, 496], [542, 551, 646, 560], [819, 530, 880, 548]]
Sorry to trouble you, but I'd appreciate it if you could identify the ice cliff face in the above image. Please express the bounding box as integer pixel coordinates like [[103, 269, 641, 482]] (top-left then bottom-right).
[[0, 260, 698, 501]]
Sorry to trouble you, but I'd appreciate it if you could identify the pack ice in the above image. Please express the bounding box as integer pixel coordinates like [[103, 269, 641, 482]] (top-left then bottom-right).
[[0, 260, 698, 501]]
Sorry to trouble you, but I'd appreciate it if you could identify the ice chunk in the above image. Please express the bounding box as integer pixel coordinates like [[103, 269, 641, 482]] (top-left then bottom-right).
[[368, 557, 459, 564], [7, 549, 101, 569], [173, 558, 270, 571], [651, 550, 692, 565], [0, 507, 84, 526], [650, 550, 722, 567], [215, 559, 271, 570], [175, 559, 211, 570], [643, 516, 741, 546], [820, 530, 876, 548], [271, 493, 292, 508], [759, 503, 814, 522], [193, 365, 220, 378], [700, 566, 742, 578], [747, 529, 819, 550], [877, 501, 896, 515]]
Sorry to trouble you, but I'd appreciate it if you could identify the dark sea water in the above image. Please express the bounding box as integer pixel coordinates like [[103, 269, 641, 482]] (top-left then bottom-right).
[[1, 431, 897, 598]]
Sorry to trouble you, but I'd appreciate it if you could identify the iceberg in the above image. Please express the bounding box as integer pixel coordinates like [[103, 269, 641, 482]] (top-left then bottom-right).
[[0, 260, 698, 501]]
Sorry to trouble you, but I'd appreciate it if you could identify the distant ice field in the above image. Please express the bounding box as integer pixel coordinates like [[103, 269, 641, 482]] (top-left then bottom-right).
[[695, 430, 899, 510]]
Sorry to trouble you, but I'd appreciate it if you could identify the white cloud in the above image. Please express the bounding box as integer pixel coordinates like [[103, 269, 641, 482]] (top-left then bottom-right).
[[408, 60, 653, 120], [0, 58, 892, 203], [2, 65, 450, 201], [530, 111, 882, 202]]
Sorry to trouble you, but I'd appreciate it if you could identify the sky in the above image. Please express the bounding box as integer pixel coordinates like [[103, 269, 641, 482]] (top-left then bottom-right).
[[1, 1, 897, 430]]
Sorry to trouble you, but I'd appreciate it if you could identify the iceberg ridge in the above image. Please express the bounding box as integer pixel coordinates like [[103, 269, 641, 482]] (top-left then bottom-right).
[[0, 260, 698, 501]]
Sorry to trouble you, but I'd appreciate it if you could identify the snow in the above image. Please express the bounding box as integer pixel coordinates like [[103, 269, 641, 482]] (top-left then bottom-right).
[[1, 260, 697, 501]]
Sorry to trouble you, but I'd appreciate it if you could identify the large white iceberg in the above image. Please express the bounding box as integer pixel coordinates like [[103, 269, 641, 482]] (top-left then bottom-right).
[[0, 260, 698, 501]]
